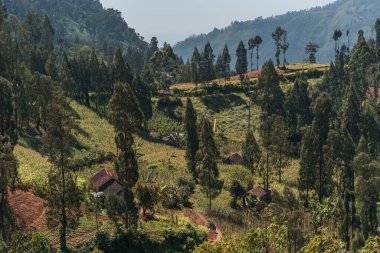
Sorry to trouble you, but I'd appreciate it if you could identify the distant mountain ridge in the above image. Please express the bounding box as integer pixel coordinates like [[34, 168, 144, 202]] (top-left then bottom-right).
[[3, 0, 148, 52], [174, 0, 379, 66]]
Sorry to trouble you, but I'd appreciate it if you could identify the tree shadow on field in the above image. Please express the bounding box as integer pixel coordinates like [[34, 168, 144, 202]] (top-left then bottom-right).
[[200, 93, 246, 113]]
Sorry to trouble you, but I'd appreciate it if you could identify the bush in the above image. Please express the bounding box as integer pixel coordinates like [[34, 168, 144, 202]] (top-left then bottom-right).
[[155, 96, 183, 121], [111, 230, 159, 253], [8, 231, 54, 253], [135, 181, 161, 217], [162, 179, 196, 209], [94, 231, 112, 253], [163, 225, 207, 253]]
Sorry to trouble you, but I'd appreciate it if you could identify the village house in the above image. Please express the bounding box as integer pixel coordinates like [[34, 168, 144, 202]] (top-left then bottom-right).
[[222, 153, 243, 165], [245, 186, 271, 211], [91, 169, 123, 196]]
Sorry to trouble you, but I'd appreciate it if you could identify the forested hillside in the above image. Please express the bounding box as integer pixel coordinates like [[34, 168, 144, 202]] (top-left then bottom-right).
[[174, 0, 380, 65], [0, 0, 380, 252], [3, 0, 148, 69]]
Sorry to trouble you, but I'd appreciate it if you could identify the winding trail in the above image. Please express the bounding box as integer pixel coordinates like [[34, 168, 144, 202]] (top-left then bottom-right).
[[183, 208, 222, 243]]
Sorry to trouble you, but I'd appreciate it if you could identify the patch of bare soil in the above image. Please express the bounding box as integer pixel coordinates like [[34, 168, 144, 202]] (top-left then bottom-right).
[[8, 190, 47, 231]]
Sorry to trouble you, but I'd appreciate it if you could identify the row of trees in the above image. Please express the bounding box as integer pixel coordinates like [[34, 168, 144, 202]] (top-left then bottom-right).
[[0, 4, 157, 251], [184, 98, 224, 210], [187, 26, 324, 86], [238, 23, 380, 252]]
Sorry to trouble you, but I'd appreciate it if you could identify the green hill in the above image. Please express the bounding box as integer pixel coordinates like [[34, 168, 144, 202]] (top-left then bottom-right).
[[3, 0, 148, 59], [174, 0, 380, 65]]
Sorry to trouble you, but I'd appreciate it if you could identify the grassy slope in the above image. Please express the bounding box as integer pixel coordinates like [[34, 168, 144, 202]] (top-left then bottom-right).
[[15, 100, 206, 248], [15, 71, 317, 238]]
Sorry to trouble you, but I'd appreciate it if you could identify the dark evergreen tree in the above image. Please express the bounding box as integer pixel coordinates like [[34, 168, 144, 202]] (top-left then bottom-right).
[[333, 29, 343, 54], [221, 45, 231, 84], [148, 36, 159, 60], [131, 74, 152, 120], [353, 137, 379, 242], [271, 115, 290, 183], [298, 126, 316, 208], [284, 78, 312, 147], [235, 41, 248, 83], [376, 19, 380, 61], [242, 130, 261, 176], [0, 77, 15, 139], [112, 48, 133, 85], [0, 1, 7, 27], [259, 115, 275, 191], [89, 49, 101, 109], [190, 47, 201, 87], [281, 30, 290, 66], [305, 42, 320, 63], [248, 37, 256, 72], [254, 60, 284, 116], [229, 180, 246, 209], [311, 92, 332, 203], [341, 84, 361, 144], [0, 135, 18, 240], [272, 27, 287, 67], [108, 82, 143, 230], [198, 117, 223, 210], [40, 15, 54, 52], [184, 98, 199, 182], [60, 53, 75, 97], [253, 36, 263, 70], [44, 103, 81, 252], [199, 42, 215, 83]]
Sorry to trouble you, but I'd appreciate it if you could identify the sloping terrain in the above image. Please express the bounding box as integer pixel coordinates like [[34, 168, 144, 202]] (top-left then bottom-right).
[[3, 0, 147, 52], [8, 190, 47, 231], [174, 0, 380, 65]]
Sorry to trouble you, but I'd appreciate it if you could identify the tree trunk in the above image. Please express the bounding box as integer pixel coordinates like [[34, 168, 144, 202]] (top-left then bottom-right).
[[209, 195, 212, 211], [305, 173, 309, 208], [266, 152, 269, 191], [250, 50, 253, 72], [318, 136, 323, 203], [278, 148, 282, 183], [60, 137, 67, 251], [0, 184, 4, 238], [256, 47, 260, 71], [248, 100, 251, 131], [123, 131, 129, 229]]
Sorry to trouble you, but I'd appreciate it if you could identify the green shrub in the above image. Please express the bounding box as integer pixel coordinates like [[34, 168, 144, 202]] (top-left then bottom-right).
[[8, 231, 54, 253]]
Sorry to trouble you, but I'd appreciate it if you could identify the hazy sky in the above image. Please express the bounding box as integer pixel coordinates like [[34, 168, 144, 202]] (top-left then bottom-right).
[[100, 0, 336, 45]]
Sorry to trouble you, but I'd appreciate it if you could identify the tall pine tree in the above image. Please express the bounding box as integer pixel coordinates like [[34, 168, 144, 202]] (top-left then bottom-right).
[[198, 117, 223, 210], [44, 103, 81, 252], [184, 98, 199, 182], [108, 82, 144, 230], [235, 41, 248, 83]]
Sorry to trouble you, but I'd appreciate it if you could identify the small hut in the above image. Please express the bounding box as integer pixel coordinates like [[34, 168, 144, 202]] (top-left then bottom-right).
[[91, 169, 123, 197], [245, 186, 271, 211], [222, 153, 243, 165]]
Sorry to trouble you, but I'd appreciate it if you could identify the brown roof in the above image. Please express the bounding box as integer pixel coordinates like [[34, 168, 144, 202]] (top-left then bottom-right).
[[91, 169, 118, 189], [229, 153, 242, 163], [248, 186, 267, 198], [103, 181, 123, 196], [223, 153, 243, 164]]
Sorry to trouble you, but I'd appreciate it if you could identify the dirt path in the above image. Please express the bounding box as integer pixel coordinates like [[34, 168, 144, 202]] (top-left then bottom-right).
[[183, 208, 222, 243]]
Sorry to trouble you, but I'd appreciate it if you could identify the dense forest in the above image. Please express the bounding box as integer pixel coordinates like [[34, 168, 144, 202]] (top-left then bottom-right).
[[3, 0, 148, 70], [0, 0, 379, 252]]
